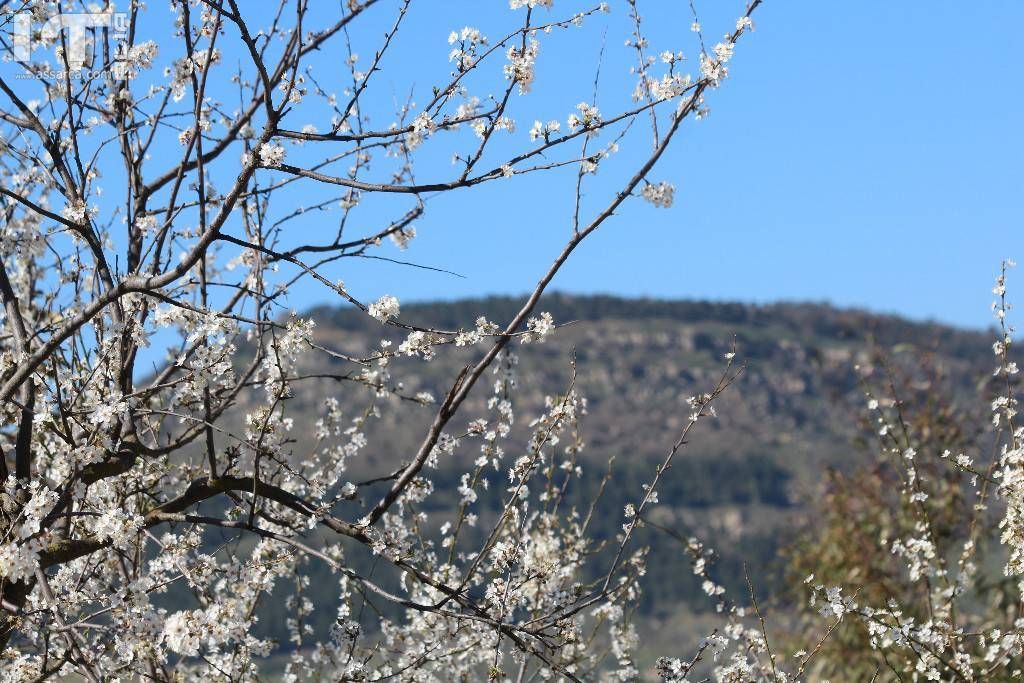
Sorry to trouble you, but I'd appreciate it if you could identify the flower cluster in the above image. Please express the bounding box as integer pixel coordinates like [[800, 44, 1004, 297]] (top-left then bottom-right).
[[521, 311, 555, 343], [641, 180, 675, 208], [568, 101, 601, 130], [258, 142, 287, 167], [505, 39, 540, 93], [368, 294, 401, 322]]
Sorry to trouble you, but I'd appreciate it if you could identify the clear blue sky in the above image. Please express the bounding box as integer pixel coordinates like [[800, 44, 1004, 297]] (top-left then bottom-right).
[[270, 0, 1020, 332], [17, 2, 1019, 332]]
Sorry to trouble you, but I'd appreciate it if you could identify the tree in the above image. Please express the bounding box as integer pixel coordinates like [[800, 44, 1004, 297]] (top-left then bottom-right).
[[0, 1, 762, 680], [782, 264, 1024, 681]]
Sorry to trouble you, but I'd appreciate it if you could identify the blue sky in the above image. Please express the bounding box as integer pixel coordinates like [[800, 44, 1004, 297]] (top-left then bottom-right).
[[279, 0, 1021, 331], [11, 1, 1020, 333]]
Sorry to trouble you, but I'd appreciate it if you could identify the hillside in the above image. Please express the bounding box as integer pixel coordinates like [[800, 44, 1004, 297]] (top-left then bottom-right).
[[209, 295, 1001, 657]]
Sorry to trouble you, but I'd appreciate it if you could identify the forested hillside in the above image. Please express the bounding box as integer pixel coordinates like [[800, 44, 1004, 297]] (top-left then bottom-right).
[[212, 295, 999, 659]]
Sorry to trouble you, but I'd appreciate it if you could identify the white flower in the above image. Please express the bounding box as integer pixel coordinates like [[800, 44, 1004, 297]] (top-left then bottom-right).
[[258, 143, 286, 167], [93, 508, 143, 548], [713, 42, 735, 63], [455, 329, 482, 346], [447, 27, 487, 70], [529, 119, 561, 142], [163, 611, 202, 656], [127, 41, 158, 69], [61, 201, 87, 222], [641, 181, 675, 208], [389, 226, 416, 250], [521, 312, 555, 343], [0, 541, 40, 582], [504, 39, 539, 94], [293, 123, 318, 144], [510, 0, 553, 8], [93, 399, 129, 428], [568, 102, 601, 130], [649, 72, 693, 100], [700, 42, 735, 83], [406, 112, 436, 150], [398, 330, 436, 359], [368, 295, 400, 323]]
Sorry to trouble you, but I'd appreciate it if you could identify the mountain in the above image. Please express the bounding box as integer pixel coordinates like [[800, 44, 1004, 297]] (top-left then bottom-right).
[[223, 295, 1003, 661]]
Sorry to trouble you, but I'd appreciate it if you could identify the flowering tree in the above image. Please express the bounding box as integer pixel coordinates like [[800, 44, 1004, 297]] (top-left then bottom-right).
[[3, 1, 1023, 681], [773, 263, 1024, 681], [0, 0, 763, 680]]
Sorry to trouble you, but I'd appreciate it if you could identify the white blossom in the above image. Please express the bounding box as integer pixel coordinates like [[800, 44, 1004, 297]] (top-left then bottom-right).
[[641, 181, 675, 208], [258, 143, 287, 167], [368, 295, 400, 322]]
